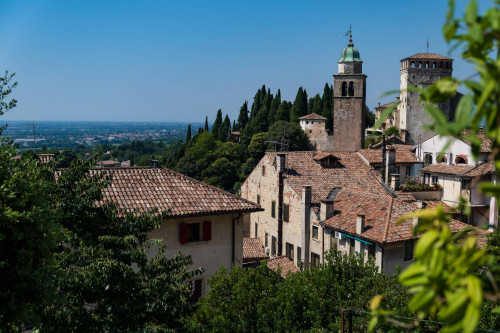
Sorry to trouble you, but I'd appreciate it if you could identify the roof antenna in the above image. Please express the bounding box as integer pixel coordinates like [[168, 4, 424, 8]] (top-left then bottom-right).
[[152, 155, 158, 167]]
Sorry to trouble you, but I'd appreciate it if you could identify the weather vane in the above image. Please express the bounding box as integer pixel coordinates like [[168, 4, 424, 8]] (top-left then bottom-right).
[[345, 24, 353, 37]]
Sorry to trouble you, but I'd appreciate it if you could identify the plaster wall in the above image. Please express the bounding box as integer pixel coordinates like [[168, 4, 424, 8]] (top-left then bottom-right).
[[418, 135, 476, 165], [382, 244, 411, 276]]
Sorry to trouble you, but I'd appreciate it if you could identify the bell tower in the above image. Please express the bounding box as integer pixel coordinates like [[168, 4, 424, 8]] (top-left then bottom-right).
[[333, 31, 367, 151]]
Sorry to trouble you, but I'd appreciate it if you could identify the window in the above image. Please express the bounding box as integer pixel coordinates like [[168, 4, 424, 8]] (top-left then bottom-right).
[[311, 252, 320, 267], [265, 233, 269, 247], [254, 222, 258, 238], [462, 178, 471, 189], [271, 236, 277, 256], [437, 153, 447, 163], [424, 153, 432, 166], [330, 233, 338, 251], [348, 81, 355, 96], [432, 176, 439, 185], [262, 165, 265, 176], [297, 247, 302, 263], [341, 82, 348, 96], [404, 240, 415, 262], [406, 166, 411, 177], [312, 225, 319, 240], [271, 201, 276, 218], [283, 204, 289, 222], [257, 194, 260, 205], [424, 173, 430, 185], [180, 221, 211, 244], [309, 130, 312, 133], [455, 155, 468, 164], [349, 238, 355, 255], [286, 242, 294, 261], [188, 279, 203, 303], [368, 244, 376, 258]]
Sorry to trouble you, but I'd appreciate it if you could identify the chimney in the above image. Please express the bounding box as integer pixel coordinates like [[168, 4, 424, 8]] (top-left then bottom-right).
[[390, 174, 400, 191], [301, 185, 312, 269], [385, 146, 396, 184], [277, 153, 286, 173], [381, 135, 386, 184], [356, 214, 365, 234], [320, 199, 335, 221], [413, 201, 423, 227]]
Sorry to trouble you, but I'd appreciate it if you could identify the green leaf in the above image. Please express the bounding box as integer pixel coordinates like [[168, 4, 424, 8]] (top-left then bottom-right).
[[368, 317, 379, 332], [463, 302, 480, 333], [409, 288, 436, 312], [414, 230, 440, 259], [464, 0, 477, 24]]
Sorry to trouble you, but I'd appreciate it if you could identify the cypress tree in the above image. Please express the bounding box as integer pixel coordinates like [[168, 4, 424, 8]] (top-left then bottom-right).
[[218, 115, 231, 142], [321, 83, 334, 133], [249, 88, 263, 120], [290, 87, 308, 123], [309, 94, 322, 115], [204, 116, 209, 132], [232, 120, 236, 132], [275, 101, 291, 122], [211, 109, 223, 138], [237, 101, 249, 130], [186, 124, 192, 143], [269, 89, 281, 123]]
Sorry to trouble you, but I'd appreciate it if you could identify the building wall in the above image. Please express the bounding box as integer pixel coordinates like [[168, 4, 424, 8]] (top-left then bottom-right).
[[300, 119, 334, 151], [333, 98, 365, 151], [437, 175, 462, 207], [241, 155, 327, 267], [382, 243, 411, 275], [399, 60, 454, 145], [418, 135, 476, 165], [147, 213, 244, 295]]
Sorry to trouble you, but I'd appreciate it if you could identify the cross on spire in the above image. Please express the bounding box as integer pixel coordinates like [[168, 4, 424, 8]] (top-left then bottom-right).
[[345, 24, 353, 38]]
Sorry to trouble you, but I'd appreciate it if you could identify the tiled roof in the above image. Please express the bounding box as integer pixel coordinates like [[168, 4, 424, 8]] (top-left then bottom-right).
[[86, 167, 262, 217], [403, 53, 453, 60], [266, 256, 300, 278], [420, 163, 475, 176], [37, 154, 55, 164], [358, 149, 417, 164], [298, 113, 327, 120], [243, 237, 267, 262], [323, 189, 488, 245], [395, 191, 416, 202], [388, 144, 415, 151], [263, 151, 390, 206], [375, 102, 394, 109], [370, 136, 406, 148], [461, 131, 492, 153], [464, 161, 497, 177]]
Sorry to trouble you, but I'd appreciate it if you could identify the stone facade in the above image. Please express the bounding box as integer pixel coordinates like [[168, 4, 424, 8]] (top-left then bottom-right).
[[299, 113, 334, 151], [397, 53, 459, 145]]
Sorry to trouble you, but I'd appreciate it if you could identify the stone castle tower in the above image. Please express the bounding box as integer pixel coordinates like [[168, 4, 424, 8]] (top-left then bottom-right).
[[397, 53, 458, 144], [333, 34, 366, 151]]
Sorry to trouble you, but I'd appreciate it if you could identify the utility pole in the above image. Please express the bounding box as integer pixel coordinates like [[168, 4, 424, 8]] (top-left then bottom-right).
[[25, 122, 39, 147]]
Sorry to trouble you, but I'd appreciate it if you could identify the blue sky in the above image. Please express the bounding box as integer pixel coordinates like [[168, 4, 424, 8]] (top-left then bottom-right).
[[0, 0, 486, 123]]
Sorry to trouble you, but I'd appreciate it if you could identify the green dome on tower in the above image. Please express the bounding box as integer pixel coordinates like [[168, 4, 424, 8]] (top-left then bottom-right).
[[338, 35, 362, 63]]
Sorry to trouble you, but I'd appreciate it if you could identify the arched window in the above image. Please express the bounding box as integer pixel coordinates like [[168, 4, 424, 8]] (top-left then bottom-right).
[[426, 62, 429, 68], [455, 155, 468, 164], [342, 82, 347, 96], [419, 61, 422, 68], [424, 153, 433, 166], [436, 153, 447, 163], [348, 82, 355, 96], [411, 61, 415, 68]]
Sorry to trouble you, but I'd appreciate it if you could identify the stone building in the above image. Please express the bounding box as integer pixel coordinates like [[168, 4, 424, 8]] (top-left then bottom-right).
[[332, 34, 366, 151], [87, 166, 262, 299], [397, 53, 461, 144], [299, 113, 334, 150]]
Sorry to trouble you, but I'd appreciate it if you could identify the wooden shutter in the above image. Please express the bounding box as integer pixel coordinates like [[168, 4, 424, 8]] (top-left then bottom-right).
[[202, 221, 211, 241], [179, 223, 188, 244]]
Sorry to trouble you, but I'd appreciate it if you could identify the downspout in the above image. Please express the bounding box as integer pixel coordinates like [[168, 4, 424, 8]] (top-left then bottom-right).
[[382, 135, 387, 184], [231, 213, 241, 265]]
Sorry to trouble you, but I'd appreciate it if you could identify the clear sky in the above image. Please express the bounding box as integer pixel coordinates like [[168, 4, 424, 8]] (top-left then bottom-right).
[[0, 0, 487, 124]]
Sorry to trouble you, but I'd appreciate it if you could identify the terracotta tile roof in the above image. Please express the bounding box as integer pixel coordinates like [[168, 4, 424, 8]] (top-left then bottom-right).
[[85, 166, 262, 217], [461, 131, 492, 153], [420, 163, 475, 176], [266, 256, 300, 278], [358, 149, 417, 164], [388, 144, 415, 151], [422, 201, 459, 214], [464, 161, 497, 177], [323, 189, 488, 245], [395, 191, 416, 202], [243, 237, 267, 262], [375, 102, 394, 109], [263, 151, 390, 206], [403, 53, 453, 60], [298, 113, 327, 120]]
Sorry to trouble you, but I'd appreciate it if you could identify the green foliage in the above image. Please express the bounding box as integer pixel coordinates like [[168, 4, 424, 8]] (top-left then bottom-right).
[[39, 156, 202, 332], [186, 124, 192, 143], [384, 126, 400, 137], [267, 121, 310, 151], [290, 87, 308, 123], [190, 251, 411, 332], [236, 101, 249, 131], [217, 114, 231, 142], [248, 132, 268, 161], [211, 109, 223, 138], [202, 157, 238, 191], [365, 107, 376, 129]]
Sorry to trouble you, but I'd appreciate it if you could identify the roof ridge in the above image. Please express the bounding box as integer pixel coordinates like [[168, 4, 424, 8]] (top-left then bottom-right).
[[382, 197, 394, 243], [159, 166, 262, 207]]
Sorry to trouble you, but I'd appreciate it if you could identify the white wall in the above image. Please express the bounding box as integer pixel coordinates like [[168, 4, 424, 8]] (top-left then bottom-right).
[[147, 213, 243, 295], [417, 135, 476, 165]]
